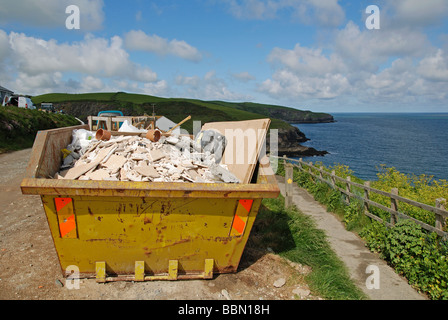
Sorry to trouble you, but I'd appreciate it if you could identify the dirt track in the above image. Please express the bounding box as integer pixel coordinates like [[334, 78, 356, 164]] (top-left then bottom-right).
[[0, 149, 319, 301]]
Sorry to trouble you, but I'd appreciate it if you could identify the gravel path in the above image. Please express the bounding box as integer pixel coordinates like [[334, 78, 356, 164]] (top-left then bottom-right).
[[276, 176, 427, 300]]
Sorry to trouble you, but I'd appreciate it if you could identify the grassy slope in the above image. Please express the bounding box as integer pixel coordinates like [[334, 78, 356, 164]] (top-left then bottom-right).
[[256, 196, 367, 300], [32, 92, 327, 131], [0, 106, 80, 153], [208, 100, 333, 121]]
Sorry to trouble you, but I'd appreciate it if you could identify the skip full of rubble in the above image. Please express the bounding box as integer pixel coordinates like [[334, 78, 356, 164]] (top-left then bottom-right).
[[55, 129, 240, 184]]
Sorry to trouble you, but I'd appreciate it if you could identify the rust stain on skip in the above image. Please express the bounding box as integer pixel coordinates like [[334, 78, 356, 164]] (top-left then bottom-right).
[[183, 191, 193, 197], [86, 238, 124, 243], [143, 238, 192, 257]]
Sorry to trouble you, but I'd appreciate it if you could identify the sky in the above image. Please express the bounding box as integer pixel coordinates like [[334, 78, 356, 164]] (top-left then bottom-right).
[[1, 0, 448, 113]]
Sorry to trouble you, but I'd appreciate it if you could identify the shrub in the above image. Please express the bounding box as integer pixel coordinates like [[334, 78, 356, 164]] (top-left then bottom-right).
[[362, 219, 448, 299], [359, 221, 388, 254]]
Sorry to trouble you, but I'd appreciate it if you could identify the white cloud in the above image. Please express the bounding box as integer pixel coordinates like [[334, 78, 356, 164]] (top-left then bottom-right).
[[124, 30, 203, 62], [362, 59, 415, 100], [0, 29, 10, 60], [385, 0, 448, 27], [175, 71, 252, 101], [268, 44, 346, 75], [417, 49, 448, 82], [1, 30, 160, 94], [0, 29, 12, 78], [14, 72, 64, 94], [231, 71, 256, 82], [142, 80, 170, 96], [333, 22, 429, 71], [222, 0, 345, 27], [259, 18, 448, 109], [10, 32, 158, 82], [295, 0, 345, 27], [175, 75, 201, 87], [259, 69, 350, 100], [0, 0, 104, 30], [80, 76, 104, 91], [260, 41, 350, 100]]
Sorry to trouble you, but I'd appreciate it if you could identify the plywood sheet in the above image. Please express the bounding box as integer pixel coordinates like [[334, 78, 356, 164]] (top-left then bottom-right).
[[200, 119, 270, 184]]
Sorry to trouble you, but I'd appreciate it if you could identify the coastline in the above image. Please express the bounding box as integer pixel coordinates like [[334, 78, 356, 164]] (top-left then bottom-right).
[[293, 112, 448, 181], [268, 126, 329, 158]]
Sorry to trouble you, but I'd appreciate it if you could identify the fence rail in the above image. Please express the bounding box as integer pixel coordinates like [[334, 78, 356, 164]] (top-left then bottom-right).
[[273, 156, 448, 237]]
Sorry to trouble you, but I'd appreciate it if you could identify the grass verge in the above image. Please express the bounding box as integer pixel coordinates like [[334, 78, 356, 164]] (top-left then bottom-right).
[[250, 196, 368, 300]]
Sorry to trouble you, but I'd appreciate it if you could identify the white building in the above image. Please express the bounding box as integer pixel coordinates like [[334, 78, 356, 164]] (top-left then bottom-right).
[[156, 116, 181, 134], [0, 86, 14, 106]]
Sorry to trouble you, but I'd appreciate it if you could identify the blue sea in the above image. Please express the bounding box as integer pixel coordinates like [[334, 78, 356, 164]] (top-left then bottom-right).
[[293, 113, 448, 182]]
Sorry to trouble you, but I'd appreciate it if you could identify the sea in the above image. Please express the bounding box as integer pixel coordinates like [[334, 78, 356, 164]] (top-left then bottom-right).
[[293, 113, 448, 182]]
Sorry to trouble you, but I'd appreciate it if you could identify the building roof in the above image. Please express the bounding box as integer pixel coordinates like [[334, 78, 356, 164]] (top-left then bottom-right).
[[156, 116, 181, 133], [0, 86, 13, 94]]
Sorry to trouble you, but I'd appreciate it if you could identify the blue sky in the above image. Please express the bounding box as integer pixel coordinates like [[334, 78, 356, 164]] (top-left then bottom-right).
[[1, 0, 448, 113]]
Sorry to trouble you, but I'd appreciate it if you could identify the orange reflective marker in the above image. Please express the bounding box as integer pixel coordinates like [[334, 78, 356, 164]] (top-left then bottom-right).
[[230, 199, 254, 237], [239, 199, 253, 213], [55, 198, 77, 238]]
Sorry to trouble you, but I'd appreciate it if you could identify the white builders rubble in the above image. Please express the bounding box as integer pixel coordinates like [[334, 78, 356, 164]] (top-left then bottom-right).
[[55, 129, 240, 183]]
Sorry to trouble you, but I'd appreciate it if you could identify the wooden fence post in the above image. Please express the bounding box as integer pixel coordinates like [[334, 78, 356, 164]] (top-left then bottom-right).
[[345, 176, 351, 204], [390, 188, 399, 225], [364, 181, 370, 214], [285, 162, 294, 209], [331, 170, 336, 189], [435, 198, 447, 231]]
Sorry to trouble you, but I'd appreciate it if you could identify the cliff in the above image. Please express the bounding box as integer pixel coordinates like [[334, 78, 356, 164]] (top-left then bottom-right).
[[267, 127, 328, 157]]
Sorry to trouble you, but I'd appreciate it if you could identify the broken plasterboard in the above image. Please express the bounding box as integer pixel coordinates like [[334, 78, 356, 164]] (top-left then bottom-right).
[[200, 118, 270, 184], [103, 154, 127, 172], [135, 163, 160, 179], [62, 145, 116, 180]]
